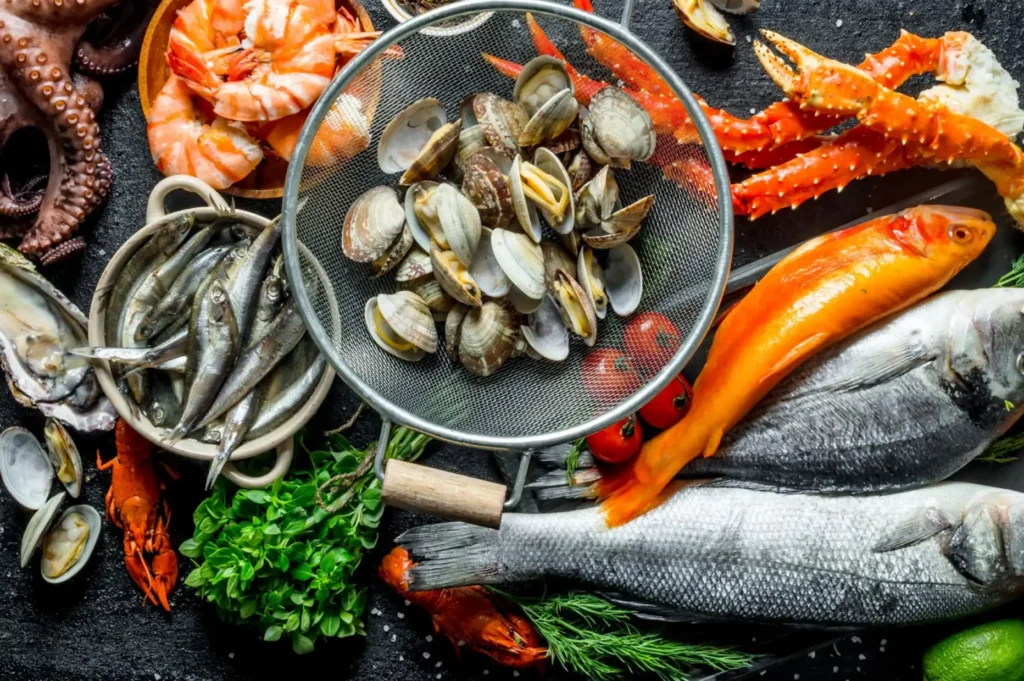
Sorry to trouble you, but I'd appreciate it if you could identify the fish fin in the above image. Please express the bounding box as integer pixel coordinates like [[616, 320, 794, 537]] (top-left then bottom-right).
[[596, 592, 721, 623], [872, 507, 951, 553], [761, 332, 833, 386], [397, 523, 505, 590]]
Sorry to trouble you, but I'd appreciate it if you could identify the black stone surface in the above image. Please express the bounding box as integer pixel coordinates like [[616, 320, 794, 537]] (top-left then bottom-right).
[[2, 0, 1024, 679]]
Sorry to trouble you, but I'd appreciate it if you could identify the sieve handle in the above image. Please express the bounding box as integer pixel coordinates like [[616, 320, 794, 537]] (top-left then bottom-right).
[[146, 175, 233, 224], [382, 459, 507, 528]]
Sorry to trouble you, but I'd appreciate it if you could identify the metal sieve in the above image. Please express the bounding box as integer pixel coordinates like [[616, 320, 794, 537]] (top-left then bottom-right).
[[282, 0, 732, 525]]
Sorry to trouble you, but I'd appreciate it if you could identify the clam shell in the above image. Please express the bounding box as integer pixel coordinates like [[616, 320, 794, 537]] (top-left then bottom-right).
[[1, 426, 52, 510], [461, 151, 514, 228], [400, 118, 462, 185], [377, 291, 439, 353], [401, 275, 454, 313], [576, 165, 618, 227], [469, 227, 512, 298], [552, 270, 598, 346], [585, 87, 657, 165], [583, 195, 654, 249], [605, 244, 644, 317], [491, 229, 545, 301], [459, 94, 479, 127], [541, 126, 581, 155], [378, 97, 448, 174], [41, 504, 101, 583], [43, 418, 82, 498], [394, 247, 433, 283], [532, 147, 575, 234], [518, 89, 579, 147], [508, 286, 544, 314], [513, 56, 574, 114], [364, 297, 427, 362], [450, 125, 488, 182], [458, 301, 520, 377], [521, 294, 569, 362], [370, 226, 414, 279], [20, 491, 64, 568], [581, 115, 614, 167], [342, 186, 406, 263], [709, 0, 759, 14], [405, 181, 442, 253], [559, 230, 580, 257], [431, 243, 483, 307], [577, 246, 609, 320], [672, 0, 736, 44], [508, 155, 542, 243], [444, 304, 470, 358], [472, 93, 528, 156], [541, 240, 577, 290], [435, 183, 482, 266], [567, 149, 595, 192]]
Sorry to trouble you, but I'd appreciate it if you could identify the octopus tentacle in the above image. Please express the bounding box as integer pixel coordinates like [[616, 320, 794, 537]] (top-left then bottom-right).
[[0, 173, 45, 217], [38, 235, 84, 265], [75, 0, 160, 76]]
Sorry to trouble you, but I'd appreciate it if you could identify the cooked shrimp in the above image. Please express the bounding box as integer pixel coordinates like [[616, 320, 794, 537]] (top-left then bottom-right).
[[261, 92, 370, 163], [147, 75, 264, 189], [168, 0, 338, 122]]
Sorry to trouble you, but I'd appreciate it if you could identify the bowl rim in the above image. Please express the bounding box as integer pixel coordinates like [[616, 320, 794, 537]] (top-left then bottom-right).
[[88, 205, 336, 463], [378, 0, 494, 36]]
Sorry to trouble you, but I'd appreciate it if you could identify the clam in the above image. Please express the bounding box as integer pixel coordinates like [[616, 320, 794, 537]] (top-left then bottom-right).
[[370, 226, 414, 279], [530, 148, 575, 234], [377, 97, 461, 184], [431, 243, 483, 307], [342, 186, 406, 263], [541, 240, 577, 289], [672, 0, 735, 45], [710, 0, 759, 13], [551, 270, 598, 346], [434, 183, 482, 266], [364, 291, 438, 362], [41, 504, 101, 583], [458, 301, 520, 377], [43, 418, 82, 498], [542, 127, 581, 155], [605, 244, 644, 316], [462, 150, 514, 228], [491, 228, 546, 305], [472, 93, 528, 156], [567, 149, 595, 192], [469, 227, 512, 298], [577, 246, 609, 320], [583, 195, 655, 249], [508, 155, 542, 242], [394, 247, 432, 283], [576, 165, 619, 227], [559, 230, 580, 257], [1, 426, 52, 510], [582, 87, 656, 168], [20, 491, 63, 568], [401, 274, 454, 314], [406, 181, 443, 252], [450, 125, 489, 182], [514, 57, 579, 147], [521, 294, 569, 362], [445, 304, 470, 358]]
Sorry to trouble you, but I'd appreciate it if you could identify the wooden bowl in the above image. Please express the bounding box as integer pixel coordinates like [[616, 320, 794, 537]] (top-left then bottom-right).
[[139, 0, 380, 200]]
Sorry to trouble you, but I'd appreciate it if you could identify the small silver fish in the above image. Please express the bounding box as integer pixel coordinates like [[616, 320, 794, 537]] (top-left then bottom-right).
[[400, 481, 1024, 626], [248, 354, 326, 440], [72, 327, 187, 370], [226, 216, 282, 342], [136, 244, 231, 342]]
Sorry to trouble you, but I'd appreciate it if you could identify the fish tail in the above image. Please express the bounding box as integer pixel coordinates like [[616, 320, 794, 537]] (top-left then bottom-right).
[[397, 523, 506, 590]]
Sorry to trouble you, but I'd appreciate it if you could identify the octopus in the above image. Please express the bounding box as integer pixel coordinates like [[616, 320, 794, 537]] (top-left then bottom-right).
[[0, 0, 159, 265]]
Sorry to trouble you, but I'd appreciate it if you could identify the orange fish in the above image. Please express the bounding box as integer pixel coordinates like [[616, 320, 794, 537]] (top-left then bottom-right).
[[379, 547, 547, 668], [601, 205, 996, 527]]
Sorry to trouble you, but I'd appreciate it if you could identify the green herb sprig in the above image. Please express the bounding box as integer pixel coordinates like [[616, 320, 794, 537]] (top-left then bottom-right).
[[494, 590, 754, 681], [181, 428, 429, 654], [981, 257, 1024, 462], [564, 438, 585, 484], [994, 254, 1024, 289]]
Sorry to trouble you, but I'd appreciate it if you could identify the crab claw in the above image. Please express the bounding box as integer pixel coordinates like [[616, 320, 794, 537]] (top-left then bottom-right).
[[755, 30, 876, 115]]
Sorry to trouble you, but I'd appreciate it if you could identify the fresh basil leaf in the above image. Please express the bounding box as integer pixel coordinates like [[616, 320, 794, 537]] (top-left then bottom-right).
[[240, 600, 257, 619], [291, 593, 305, 606], [179, 539, 201, 558], [319, 551, 337, 575], [184, 568, 206, 587], [300, 608, 311, 632], [263, 523, 281, 536], [240, 562, 255, 582], [292, 634, 315, 655], [320, 614, 341, 637], [246, 490, 269, 504], [284, 613, 300, 632], [264, 625, 283, 642], [291, 563, 314, 581]]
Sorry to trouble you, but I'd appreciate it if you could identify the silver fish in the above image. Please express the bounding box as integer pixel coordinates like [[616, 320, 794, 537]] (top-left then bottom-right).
[[534, 289, 1024, 499], [170, 280, 238, 441], [136, 244, 231, 342], [145, 371, 184, 429], [72, 327, 187, 370], [226, 216, 282, 342], [131, 224, 214, 322], [248, 354, 327, 440], [399, 481, 1024, 626]]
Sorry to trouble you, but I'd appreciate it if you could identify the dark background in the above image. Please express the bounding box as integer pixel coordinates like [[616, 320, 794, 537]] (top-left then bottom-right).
[[2, 0, 1024, 679]]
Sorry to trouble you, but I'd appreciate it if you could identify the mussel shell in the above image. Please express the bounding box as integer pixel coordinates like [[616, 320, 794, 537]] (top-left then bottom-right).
[[577, 245, 609, 320], [472, 93, 528, 156], [444, 303, 470, 358], [518, 89, 579, 147], [469, 227, 512, 298], [41, 504, 101, 583], [508, 155, 542, 243], [370, 226, 415, 279], [342, 186, 406, 263], [400, 118, 462, 185], [461, 151, 514, 228], [533, 147, 575, 234], [394, 247, 433, 283], [1, 426, 52, 510], [377, 291, 439, 353], [401, 274, 454, 313], [431, 243, 483, 307], [43, 418, 82, 499], [541, 240, 577, 290], [20, 491, 63, 568], [586, 87, 657, 165], [553, 269, 598, 346], [583, 195, 654, 249], [364, 297, 427, 362], [435, 183, 482, 266], [605, 244, 644, 317], [491, 229, 546, 301], [521, 294, 569, 362], [458, 301, 520, 377], [378, 97, 448, 174], [405, 181, 441, 253]]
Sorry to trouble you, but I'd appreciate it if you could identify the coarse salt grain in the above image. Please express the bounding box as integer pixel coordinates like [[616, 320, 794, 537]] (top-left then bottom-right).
[[155, 675, 161, 681], [513, 672, 520, 678], [397, 613, 405, 619], [426, 635, 433, 642], [746, 35, 752, 43], [391, 635, 397, 643], [808, 652, 815, 659], [859, 654, 866, 660], [423, 652, 431, 660], [228, 653, 234, 659], [881, 639, 887, 645], [383, 625, 390, 632], [404, 600, 411, 606], [436, 662, 443, 668], [512, 18, 520, 27], [851, 636, 862, 644], [836, 19, 843, 27]]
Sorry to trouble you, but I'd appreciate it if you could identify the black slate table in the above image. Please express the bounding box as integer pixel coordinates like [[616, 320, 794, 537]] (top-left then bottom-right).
[[2, 0, 1024, 679]]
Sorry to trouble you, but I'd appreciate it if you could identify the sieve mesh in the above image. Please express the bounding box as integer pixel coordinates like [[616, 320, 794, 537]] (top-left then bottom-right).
[[285, 2, 730, 449]]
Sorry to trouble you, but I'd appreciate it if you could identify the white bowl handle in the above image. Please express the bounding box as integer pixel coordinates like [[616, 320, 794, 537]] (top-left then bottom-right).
[[221, 439, 294, 489], [146, 175, 233, 224]]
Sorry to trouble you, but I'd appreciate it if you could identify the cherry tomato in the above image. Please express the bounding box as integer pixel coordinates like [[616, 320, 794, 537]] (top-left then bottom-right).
[[639, 375, 693, 429], [624, 312, 682, 375], [582, 348, 641, 404], [586, 415, 643, 464]]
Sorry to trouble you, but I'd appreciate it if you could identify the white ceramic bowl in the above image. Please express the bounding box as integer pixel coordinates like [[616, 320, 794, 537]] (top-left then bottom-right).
[[88, 176, 338, 488], [379, 0, 493, 36]]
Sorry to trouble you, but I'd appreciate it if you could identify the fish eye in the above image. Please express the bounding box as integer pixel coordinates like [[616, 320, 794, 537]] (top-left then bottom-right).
[[950, 225, 973, 243], [1017, 352, 1024, 376]]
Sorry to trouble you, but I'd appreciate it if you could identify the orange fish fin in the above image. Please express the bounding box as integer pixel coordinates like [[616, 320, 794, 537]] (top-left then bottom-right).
[[701, 428, 724, 459], [595, 464, 635, 499], [761, 332, 833, 387]]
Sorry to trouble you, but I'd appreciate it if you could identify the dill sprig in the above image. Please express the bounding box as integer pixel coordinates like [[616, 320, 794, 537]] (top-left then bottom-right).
[[978, 433, 1023, 464], [564, 439, 585, 484], [994, 254, 1024, 288], [493, 590, 754, 681]]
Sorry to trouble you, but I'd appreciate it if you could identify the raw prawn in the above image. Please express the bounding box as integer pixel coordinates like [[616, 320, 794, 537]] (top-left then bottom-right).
[[600, 206, 995, 527], [167, 0, 338, 122], [147, 75, 263, 190], [379, 547, 547, 668]]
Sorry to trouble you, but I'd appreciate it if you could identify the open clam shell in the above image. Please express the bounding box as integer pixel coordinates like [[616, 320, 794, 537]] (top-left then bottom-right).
[[370, 226, 414, 279], [342, 186, 406, 263], [576, 165, 619, 227], [518, 89, 578, 147], [583, 195, 654, 249], [365, 294, 433, 362], [605, 244, 644, 317], [469, 227, 512, 298], [491, 228, 546, 302], [401, 117, 462, 185], [472, 93, 528, 157], [461, 150, 514, 228], [20, 491, 64, 568], [394, 247, 432, 283], [435, 183, 482, 266], [583, 87, 657, 167], [431, 243, 483, 307], [532, 148, 575, 234], [405, 181, 442, 252], [552, 269, 598, 346], [458, 301, 520, 377], [400, 275, 454, 314], [43, 418, 82, 499], [521, 294, 569, 362], [508, 155, 542, 242], [567, 149, 595, 192], [1, 426, 52, 510], [672, 0, 736, 44], [450, 125, 489, 182], [41, 504, 101, 584], [377, 98, 453, 180], [577, 245, 609, 320], [541, 240, 578, 291], [444, 303, 470, 358]]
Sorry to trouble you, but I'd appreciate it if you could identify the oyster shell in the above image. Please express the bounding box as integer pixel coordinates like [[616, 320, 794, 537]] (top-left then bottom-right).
[[370, 226, 414, 279], [605, 244, 644, 316], [20, 491, 63, 568], [41, 504, 101, 583], [43, 418, 82, 498], [364, 292, 437, 362], [577, 245, 609, 320], [341, 186, 406, 263], [461, 150, 514, 228], [458, 301, 520, 377], [582, 87, 656, 167], [521, 294, 569, 362], [0, 426, 52, 510], [431, 243, 483, 307]]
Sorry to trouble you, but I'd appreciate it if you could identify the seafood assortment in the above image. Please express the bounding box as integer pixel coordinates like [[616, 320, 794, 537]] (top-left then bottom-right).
[[80, 212, 324, 487], [148, 0, 386, 189], [343, 60, 655, 377]]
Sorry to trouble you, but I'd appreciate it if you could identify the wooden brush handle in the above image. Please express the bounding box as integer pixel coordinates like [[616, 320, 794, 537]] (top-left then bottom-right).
[[382, 459, 506, 528]]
